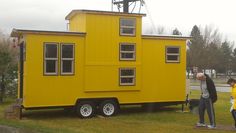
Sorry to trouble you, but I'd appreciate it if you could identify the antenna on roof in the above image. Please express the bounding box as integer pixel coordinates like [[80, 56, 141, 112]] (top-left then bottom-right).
[[112, 0, 145, 13]]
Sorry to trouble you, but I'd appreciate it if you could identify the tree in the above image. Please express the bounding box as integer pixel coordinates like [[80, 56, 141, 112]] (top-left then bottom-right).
[[157, 26, 165, 34], [188, 25, 205, 70], [219, 41, 233, 73], [202, 25, 221, 71], [202, 25, 222, 48], [172, 28, 182, 35], [0, 31, 18, 103], [188, 24, 235, 78], [204, 42, 220, 75]]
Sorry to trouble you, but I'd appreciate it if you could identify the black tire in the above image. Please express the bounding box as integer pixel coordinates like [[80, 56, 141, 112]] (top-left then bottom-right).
[[99, 100, 119, 117], [76, 101, 95, 118]]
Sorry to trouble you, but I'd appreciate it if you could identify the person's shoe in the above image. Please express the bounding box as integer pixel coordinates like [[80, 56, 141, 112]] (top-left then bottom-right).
[[196, 122, 206, 127], [207, 125, 216, 129]]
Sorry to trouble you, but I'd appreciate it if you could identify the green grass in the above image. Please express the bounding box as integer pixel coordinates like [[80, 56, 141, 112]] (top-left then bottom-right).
[[0, 91, 235, 133]]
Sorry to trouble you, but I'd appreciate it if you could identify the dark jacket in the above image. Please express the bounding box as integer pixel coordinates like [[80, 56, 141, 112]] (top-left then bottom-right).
[[205, 74, 217, 103]]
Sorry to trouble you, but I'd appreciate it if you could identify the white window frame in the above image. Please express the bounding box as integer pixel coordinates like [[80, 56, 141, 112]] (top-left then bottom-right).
[[60, 43, 75, 75], [119, 68, 136, 86], [120, 18, 136, 36], [44, 43, 58, 75], [166, 46, 180, 63], [120, 43, 136, 61]]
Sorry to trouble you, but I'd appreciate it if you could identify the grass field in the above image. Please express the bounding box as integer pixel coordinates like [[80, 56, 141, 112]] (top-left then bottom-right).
[[0, 90, 235, 133]]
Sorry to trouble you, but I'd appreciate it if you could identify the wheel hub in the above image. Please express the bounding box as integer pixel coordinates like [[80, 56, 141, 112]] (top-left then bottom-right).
[[103, 103, 115, 116], [80, 104, 92, 117]]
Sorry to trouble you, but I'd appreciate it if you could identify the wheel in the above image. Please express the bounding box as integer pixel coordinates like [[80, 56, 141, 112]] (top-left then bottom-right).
[[76, 101, 95, 118], [99, 100, 119, 117]]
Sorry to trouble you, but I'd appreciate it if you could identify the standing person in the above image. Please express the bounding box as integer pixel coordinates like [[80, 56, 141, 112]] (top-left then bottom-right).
[[196, 73, 217, 129], [227, 78, 236, 128]]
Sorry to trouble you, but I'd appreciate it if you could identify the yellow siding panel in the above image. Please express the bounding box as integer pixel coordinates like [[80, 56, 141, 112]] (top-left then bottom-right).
[[142, 39, 186, 102], [69, 13, 86, 32], [84, 66, 141, 92], [23, 34, 85, 107]]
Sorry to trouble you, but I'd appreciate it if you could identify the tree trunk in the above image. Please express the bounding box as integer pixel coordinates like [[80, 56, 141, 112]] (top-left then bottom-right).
[[0, 74, 5, 103]]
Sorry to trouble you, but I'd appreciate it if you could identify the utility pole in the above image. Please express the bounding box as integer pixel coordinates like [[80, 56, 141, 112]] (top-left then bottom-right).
[[113, 0, 140, 13]]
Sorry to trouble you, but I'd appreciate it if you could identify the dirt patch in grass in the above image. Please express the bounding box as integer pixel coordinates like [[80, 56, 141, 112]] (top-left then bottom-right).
[[0, 125, 38, 133], [194, 125, 236, 131]]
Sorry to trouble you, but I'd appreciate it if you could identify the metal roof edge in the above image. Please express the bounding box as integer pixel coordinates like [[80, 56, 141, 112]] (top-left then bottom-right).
[[11, 29, 86, 37], [65, 9, 146, 20], [142, 34, 192, 40]]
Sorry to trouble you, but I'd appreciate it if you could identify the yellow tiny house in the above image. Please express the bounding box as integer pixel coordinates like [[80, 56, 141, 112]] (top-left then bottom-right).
[[11, 10, 190, 118]]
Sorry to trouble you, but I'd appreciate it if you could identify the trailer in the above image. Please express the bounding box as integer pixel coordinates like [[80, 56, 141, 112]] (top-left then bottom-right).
[[11, 10, 190, 118]]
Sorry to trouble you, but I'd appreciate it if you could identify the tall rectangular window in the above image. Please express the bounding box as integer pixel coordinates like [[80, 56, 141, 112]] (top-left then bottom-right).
[[120, 18, 136, 36], [61, 44, 74, 75], [120, 43, 136, 61], [44, 43, 58, 75], [166, 46, 180, 63], [120, 68, 135, 86]]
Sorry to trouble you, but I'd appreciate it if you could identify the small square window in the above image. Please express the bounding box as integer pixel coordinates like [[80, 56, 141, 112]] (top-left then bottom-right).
[[120, 18, 136, 36], [45, 60, 57, 73], [62, 45, 73, 58], [120, 68, 135, 86], [166, 47, 180, 63], [120, 43, 136, 61], [44, 43, 58, 75], [62, 60, 73, 73], [61, 44, 74, 75], [45, 44, 57, 58], [167, 47, 179, 54]]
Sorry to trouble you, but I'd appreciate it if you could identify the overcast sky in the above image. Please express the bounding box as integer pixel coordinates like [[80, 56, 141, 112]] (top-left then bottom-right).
[[0, 0, 235, 42]]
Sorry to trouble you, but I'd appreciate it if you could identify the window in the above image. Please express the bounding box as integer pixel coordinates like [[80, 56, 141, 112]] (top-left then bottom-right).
[[120, 43, 136, 60], [120, 18, 136, 36], [166, 47, 180, 63], [120, 68, 135, 86], [44, 43, 58, 75], [61, 44, 74, 75]]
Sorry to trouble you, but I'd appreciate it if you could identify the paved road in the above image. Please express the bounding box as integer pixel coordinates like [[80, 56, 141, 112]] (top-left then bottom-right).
[[191, 85, 231, 92]]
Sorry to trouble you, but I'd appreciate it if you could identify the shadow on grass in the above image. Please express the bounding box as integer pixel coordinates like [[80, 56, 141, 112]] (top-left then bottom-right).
[[22, 109, 77, 120], [119, 105, 181, 116], [22, 105, 182, 120]]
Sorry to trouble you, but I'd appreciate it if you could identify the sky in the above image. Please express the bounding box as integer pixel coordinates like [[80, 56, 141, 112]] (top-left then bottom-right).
[[0, 0, 235, 42]]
